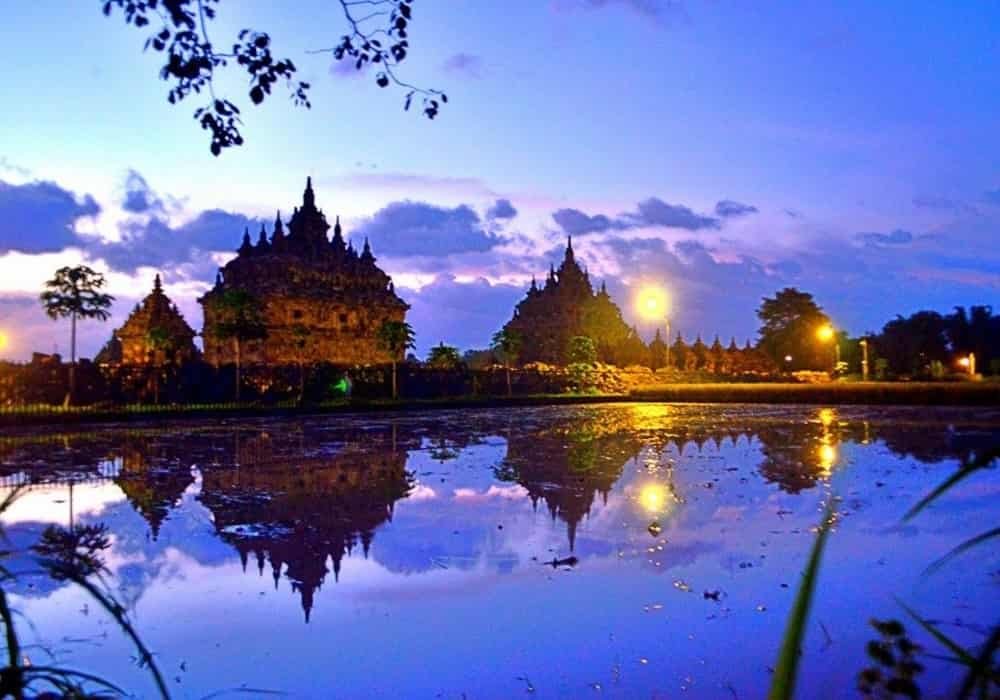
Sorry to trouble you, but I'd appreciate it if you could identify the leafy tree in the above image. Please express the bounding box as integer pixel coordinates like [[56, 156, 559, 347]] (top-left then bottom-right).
[[649, 328, 669, 370], [756, 288, 832, 371], [426, 342, 461, 369], [377, 319, 415, 399], [101, 0, 446, 155], [145, 324, 178, 404], [874, 311, 949, 377], [39, 265, 115, 405], [211, 289, 266, 401], [567, 336, 597, 365], [491, 328, 523, 397], [291, 323, 313, 403], [671, 333, 688, 371], [946, 305, 1000, 372]]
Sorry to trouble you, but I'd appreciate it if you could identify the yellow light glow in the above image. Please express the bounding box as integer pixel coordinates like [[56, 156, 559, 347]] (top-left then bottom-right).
[[818, 443, 838, 474], [818, 408, 836, 427], [635, 286, 669, 321], [639, 482, 670, 514], [0, 331, 7, 351], [958, 357, 970, 368], [816, 324, 835, 342]]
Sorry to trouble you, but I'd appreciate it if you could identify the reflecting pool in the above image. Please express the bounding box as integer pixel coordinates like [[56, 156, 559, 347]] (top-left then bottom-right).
[[1, 403, 998, 698]]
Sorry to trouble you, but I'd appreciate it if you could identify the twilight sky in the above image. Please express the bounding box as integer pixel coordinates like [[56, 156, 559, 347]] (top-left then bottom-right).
[[1, 0, 998, 360]]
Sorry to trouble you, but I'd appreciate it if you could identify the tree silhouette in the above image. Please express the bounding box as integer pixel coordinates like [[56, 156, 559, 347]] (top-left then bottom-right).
[[39, 265, 115, 405], [756, 287, 831, 371], [377, 319, 415, 399], [101, 0, 446, 155], [211, 289, 266, 401], [426, 342, 461, 369], [145, 324, 177, 404], [491, 328, 522, 397]]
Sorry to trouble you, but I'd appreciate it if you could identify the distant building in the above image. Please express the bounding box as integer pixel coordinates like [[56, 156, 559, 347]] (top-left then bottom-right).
[[199, 178, 408, 366], [503, 237, 631, 364], [96, 275, 198, 366]]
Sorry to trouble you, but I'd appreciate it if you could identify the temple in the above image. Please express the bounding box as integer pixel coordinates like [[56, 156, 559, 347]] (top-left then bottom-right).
[[200, 178, 408, 366], [96, 274, 198, 366], [503, 237, 632, 364]]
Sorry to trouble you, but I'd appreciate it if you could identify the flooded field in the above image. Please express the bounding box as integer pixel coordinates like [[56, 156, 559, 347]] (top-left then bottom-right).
[[1, 403, 998, 698]]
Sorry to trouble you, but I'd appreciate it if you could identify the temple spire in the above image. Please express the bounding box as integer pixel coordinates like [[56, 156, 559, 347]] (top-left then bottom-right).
[[331, 215, 345, 251], [303, 176, 315, 209], [238, 226, 253, 255], [153, 273, 162, 293], [361, 236, 375, 264], [256, 223, 270, 251]]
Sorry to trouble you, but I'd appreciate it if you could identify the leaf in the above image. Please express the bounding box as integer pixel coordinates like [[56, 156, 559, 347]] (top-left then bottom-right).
[[903, 448, 1000, 521], [250, 85, 264, 104], [768, 500, 836, 700], [924, 527, 1000, 575]]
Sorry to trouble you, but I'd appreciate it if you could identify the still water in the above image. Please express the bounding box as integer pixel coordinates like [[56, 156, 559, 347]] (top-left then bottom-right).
[[1, 403, 998, 698]]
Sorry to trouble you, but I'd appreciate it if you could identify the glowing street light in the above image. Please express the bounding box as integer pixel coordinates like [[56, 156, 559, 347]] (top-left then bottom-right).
[[958, 353, 976, 376], [816, 323, 841, 370], [635, 285, 671, 367]]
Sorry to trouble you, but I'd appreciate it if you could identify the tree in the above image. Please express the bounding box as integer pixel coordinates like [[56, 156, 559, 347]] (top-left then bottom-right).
[[491, 328, 523, 397], [377, 320, 415, 399], [40, 265, 115, 405], [426, 342, 461, 369], [146, 325, 178, 404], [874, 311, 949, 377], [291, 323, 313, 403], [102, 0, 446, 155], [756, 288, 832, 371], [946, 305, 1000, 373], [649, 329, 669, 370], [211, 289, 266, 401], [567, 336, 597, 365]]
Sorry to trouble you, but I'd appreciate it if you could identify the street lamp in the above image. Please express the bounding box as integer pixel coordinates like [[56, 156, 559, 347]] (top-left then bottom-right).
[[636, 285, 671, 367], [958, 353, 976, 376], [816, 323, 840, 370], [859, 338, 869, 381]]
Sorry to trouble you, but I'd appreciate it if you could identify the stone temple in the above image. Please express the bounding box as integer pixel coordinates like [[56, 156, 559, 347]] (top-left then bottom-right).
[[96, 274, 198, 366], [200, 178, 408, 366], [503, 237, 632, 364]]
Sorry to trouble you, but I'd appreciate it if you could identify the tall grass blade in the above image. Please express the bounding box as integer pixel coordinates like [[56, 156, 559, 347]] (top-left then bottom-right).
[[904, 449, 1000, 522], [957, 624, 1000, 699], [896, 597, 976, 666], [925, 527, 1000, 576], [768, 499, 836, 700]]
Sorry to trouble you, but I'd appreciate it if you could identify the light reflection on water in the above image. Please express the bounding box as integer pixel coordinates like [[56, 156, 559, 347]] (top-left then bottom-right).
[[1, 403, 998, 698]]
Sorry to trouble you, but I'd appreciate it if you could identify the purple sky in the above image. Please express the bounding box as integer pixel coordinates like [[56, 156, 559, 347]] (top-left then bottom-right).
[[1, 1, 998, 360]]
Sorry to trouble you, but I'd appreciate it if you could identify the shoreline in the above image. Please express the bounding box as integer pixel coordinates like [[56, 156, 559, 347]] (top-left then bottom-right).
[[2, 382, 999, 428]]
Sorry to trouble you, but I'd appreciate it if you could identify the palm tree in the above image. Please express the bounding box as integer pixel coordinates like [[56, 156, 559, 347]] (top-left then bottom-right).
[[491, 328, 523, 397], [377, 320, 415, 399], [39, 265, 115, 406], [145, 325, 177, 405], [212, 289, 267, 402], [426, 342, 462, 369]]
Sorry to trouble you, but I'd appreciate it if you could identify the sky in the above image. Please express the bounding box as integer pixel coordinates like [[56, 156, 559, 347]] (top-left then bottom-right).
[[1, 0, 999, 360]]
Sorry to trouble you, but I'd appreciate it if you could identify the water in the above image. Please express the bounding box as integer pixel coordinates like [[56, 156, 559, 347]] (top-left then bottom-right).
[[1, 403, 997, 699]]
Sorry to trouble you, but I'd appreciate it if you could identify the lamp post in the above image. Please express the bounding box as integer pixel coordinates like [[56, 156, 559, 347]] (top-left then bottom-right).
[[636, 286, 671, 369], [958, 353, 976, 377], [816, 323, 839, 372], [859, 338, 869, 381]]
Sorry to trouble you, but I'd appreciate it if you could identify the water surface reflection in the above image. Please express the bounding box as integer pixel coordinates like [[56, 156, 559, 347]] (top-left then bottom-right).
[[1, 404, 997, 698]]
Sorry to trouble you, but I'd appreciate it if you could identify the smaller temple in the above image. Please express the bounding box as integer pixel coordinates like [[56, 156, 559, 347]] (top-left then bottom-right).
[[96, 275, 198, 366]]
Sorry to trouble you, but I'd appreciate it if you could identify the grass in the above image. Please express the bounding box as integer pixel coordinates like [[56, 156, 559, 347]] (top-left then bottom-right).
[[770, 449, 1000, 699]]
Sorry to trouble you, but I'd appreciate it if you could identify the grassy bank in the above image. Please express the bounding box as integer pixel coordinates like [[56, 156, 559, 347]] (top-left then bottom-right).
[[2, 382, 998, 428]]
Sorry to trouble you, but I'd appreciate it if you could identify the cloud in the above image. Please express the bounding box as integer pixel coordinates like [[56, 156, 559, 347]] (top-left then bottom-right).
[[397, 274, 525, 354], [628, 197, 719, 230], [0, 157, 31, 179], [121, 169, 165, 215], [353, 201, 508, 257], [0, 179, 100, 254], [551, 0, 686, 24], [552, 197, 719, 236], [441, 53, 485, 79], [96, 209, 262, 275], [714, 199, 758, 218], [912, 194, 958, 211], [856, 229, 914, 247], [551, 208, 622, 235], [486, 198, 517, 221]]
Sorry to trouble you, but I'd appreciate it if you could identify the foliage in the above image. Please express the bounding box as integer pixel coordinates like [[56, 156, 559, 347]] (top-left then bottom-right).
[[490, 328, 523, 366], [377, 320, 416, 359], [0, 492, 169, 698], [567, 336, 597, 365], [768, 499, 836, 700], [101, 0, 445, 155], [212, 289, 266, 345], [874, 311, 950, 377], [756, 287, 831, 371], [426, 342, 461, 369], [39, 266, 115, 325], [857, 619, 924, 699]]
